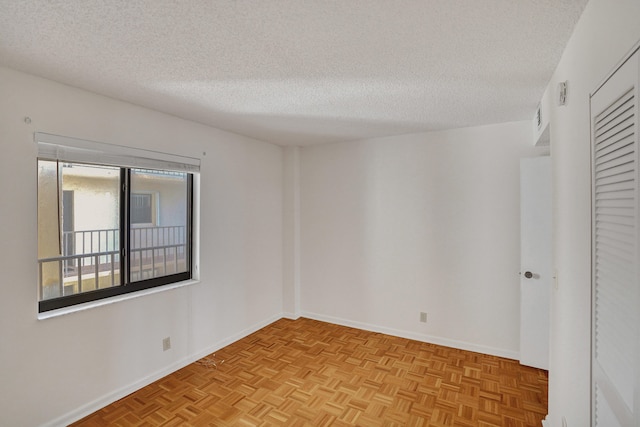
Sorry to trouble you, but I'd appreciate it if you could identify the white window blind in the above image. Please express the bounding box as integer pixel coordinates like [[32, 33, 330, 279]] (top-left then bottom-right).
[[36, 132, 200, 173]]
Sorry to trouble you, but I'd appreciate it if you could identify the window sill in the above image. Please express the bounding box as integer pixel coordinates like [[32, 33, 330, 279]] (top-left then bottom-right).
[[37, 279, 200, 320]]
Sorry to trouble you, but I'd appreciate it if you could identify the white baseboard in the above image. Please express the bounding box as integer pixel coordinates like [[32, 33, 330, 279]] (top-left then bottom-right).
[[281, 311, 300, 320], [42, 313, 282, 427], [187, 313, 283, 362], [301, 311, 520, 360]]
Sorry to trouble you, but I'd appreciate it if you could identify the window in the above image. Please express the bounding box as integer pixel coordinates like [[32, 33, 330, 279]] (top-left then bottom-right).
[[36, 133, 199, 313], [131, 193, 154, 225]]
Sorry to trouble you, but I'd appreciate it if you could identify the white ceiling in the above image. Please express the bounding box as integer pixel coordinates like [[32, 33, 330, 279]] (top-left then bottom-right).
[[0, 1, 588, 146]]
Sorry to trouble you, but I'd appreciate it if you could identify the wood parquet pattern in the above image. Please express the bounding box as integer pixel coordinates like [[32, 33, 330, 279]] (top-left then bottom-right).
[[71, 318, 548, 426]]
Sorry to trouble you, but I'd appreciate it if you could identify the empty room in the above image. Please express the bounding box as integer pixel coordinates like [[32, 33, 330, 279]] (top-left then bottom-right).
[[1, 0, 639, 426]]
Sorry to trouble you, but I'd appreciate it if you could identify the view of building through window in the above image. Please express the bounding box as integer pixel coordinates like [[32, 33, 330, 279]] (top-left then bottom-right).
[[38, 161, 121, 301], [129, 169, 190, 283], [37, 161, 190, 307]]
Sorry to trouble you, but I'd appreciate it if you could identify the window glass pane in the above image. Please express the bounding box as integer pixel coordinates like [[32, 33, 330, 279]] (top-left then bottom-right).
[[37, 161, 121, 301], [129, 169, 189, 282]]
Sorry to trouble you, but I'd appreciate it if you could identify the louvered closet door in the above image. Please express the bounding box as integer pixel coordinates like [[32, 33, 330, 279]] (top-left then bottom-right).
[[591, 49, 639, 427]]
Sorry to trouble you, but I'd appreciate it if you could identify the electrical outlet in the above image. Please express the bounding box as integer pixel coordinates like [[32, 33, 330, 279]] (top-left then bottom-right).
[[162, 337, 171, 351], [420, 312, 428, 323]]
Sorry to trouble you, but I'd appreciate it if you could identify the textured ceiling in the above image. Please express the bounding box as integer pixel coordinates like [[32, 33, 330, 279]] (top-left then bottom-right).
[[0, 1, 588, 146]]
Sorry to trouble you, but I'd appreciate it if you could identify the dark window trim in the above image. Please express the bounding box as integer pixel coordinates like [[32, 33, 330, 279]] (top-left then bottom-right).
[[38, 168, 194, 313]]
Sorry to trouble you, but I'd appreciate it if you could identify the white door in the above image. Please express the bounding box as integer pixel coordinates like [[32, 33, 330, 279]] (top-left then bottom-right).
[[520, 156, 552, 370], [590, 47, 639, 427]]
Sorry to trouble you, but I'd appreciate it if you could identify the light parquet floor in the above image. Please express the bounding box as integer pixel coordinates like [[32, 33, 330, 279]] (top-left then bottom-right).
[[71, 318, 548, 427]]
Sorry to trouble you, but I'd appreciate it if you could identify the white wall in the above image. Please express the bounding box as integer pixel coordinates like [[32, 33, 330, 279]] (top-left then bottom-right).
[[0, 66, 284, 426], [283, 146, 301, 318], [299, 121, 542, 357], [544, 0, 640, 426]]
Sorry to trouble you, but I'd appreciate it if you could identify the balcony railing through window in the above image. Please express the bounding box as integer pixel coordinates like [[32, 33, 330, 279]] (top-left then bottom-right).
[[38, 225, 188, 301], [130, 225, 189, 282]]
